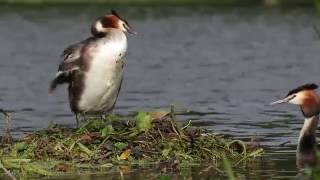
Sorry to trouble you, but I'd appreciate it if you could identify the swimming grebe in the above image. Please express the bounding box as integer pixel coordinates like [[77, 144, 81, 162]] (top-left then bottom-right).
[[271, 83, 320, 168], [49, 10, 136, 126]]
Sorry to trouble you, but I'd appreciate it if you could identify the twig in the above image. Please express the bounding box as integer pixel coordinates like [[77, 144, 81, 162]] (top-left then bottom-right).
[[234, 148, 263, 166], [170, 105, 175, 121], [199, 165, 225, 175], [279, 140, 290, 147], [169, 120, 180, 138], [119, 168, 124, 180], [139, 149, 161, 154], [181, 120, 192, 130], [169, 105, 181, 139], [157, 128, 164, 142], [96, 136, 110, 151], [0, 160, 17, 180]]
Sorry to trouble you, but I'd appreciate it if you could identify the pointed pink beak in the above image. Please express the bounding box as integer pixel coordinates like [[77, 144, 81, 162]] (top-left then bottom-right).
[[270, 96, 293, 105], [270, 99, 288, 105]]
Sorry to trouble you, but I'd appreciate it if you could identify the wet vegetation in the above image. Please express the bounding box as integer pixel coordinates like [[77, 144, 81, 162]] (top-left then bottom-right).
[[0, 107, 262, 179]]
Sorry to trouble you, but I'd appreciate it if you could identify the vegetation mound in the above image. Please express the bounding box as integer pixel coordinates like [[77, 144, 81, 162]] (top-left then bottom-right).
[[0, 108, 263, 179]]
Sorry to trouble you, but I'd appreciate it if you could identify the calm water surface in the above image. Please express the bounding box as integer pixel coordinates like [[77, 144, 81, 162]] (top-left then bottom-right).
[[0, 5, 319, 179]]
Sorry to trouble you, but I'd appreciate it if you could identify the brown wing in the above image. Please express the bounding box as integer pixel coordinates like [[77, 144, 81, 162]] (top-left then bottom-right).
[[49, 41, 85, 93]]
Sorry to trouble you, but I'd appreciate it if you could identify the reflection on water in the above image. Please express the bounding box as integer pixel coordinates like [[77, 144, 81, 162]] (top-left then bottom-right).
[[44, 149, 298, 180], [0, 5, 319, 179], [46, 149, 302, 180]]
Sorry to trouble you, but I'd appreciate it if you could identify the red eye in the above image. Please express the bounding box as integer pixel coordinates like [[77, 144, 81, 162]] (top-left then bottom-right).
[[288, 95, 296, 101]]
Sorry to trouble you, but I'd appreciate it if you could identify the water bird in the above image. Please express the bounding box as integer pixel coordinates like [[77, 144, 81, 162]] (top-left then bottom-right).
[[271, 83, 320, 168], [49, 10, 136, 126]]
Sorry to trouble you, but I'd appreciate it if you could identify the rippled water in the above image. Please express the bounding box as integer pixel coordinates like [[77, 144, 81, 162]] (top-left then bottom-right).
[[0, 5, 319, 179]]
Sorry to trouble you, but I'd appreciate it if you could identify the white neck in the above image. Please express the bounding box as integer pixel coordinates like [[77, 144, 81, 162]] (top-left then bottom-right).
[[296, 115, 319, 168], [297, 115, 319, 152]]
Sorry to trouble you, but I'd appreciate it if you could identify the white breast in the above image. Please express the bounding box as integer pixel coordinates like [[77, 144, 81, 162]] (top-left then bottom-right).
[[78, 31, 127, 113]]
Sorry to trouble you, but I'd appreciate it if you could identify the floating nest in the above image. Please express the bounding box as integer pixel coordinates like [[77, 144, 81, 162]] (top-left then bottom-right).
[[0, 108, 263, 178]]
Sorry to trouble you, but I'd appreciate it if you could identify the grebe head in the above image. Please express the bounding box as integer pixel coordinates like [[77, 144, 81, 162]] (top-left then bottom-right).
[[91, 10, 137, 37], [271, 83, 320, 118]]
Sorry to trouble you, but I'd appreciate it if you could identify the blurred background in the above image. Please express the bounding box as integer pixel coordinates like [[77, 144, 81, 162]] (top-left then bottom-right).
[[0, 0, 320, 178], [0, 0, 316, 6]]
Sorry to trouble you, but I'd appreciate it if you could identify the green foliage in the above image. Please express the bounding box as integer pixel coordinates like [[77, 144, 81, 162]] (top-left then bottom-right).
[[0, 110, 263, 179], [114, 142, 128, 151], [223, 155, 236, 180], [78, 119, 105, 132], [101, 125, 114, 137], [106, 114, 121, 122], [77, 142, 93, 156], [159, 174, 170, 180], [135, 111, 153, 133], [13, 142, 28, 152]]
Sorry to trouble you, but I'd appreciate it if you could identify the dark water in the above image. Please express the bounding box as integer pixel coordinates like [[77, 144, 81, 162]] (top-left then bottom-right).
[[0, 5, 319, 179]]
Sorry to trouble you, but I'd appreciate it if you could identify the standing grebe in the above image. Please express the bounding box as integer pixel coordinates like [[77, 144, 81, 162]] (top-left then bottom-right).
[[271, 83, 320, 168], [49, 10, 136, 126]]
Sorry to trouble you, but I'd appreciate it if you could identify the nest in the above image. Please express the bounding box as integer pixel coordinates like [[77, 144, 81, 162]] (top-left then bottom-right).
[[0, 109, 263, 178]]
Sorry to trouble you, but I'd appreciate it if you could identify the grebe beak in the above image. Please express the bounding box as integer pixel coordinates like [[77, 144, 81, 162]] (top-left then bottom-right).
[[126, 26, 137, 35], [270, 95, 295, 105], [270, 99, 288, 105]]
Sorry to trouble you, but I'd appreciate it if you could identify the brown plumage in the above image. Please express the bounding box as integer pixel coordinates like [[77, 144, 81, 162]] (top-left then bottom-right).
[[271, 83, 320, 168], [49, 10, 136, 125]]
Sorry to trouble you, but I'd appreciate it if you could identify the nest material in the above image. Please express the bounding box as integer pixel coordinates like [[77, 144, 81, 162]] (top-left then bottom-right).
[[0, 111, 263, 178]]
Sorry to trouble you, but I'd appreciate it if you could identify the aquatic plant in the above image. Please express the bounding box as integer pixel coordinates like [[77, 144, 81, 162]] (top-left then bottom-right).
[[223, 155, 236, 180], [0, 107, 263, 179]]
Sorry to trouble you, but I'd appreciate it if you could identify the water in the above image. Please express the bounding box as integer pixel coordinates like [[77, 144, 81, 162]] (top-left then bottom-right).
[[0, 5, 319, 179]]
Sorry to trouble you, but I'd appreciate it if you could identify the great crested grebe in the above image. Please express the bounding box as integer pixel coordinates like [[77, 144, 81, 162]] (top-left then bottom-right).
[[271, 83, 320, 168], [49, 10, 136, 126]]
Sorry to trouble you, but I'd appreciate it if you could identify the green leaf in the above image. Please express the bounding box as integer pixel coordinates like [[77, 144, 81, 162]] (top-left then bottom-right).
[[162, 149, 170, 158], [78, 120, 105, 132], [100, 163, 113, 168], [107, 114, 121, 122], [22, 163, 55, 176], [135, 111, 153, 133], [77, 143, 93, 156], [223, 154, 236, 180], [101, 125, 114, 137], [159, 174, 170, 180], [114, 142, 128, 151], [14, 142, 29, 152]]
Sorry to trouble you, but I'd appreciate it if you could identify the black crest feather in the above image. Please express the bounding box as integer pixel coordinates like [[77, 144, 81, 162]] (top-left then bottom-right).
[[286, 83, 318, 97], [111, 10, 121, 18], [110, 10, 129, 24]]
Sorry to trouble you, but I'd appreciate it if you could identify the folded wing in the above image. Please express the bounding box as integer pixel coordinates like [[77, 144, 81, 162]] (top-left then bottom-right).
[[49, 42, 84, 93]]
